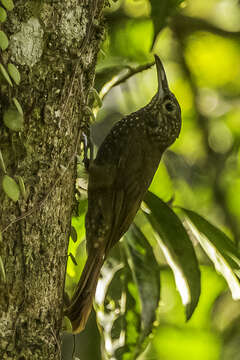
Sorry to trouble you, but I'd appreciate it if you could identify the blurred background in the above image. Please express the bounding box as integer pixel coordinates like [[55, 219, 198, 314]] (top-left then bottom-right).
[[63, 0, 240, 359]]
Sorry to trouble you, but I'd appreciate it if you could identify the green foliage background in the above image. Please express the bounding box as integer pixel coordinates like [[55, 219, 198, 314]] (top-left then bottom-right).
[[64, 0, 240, 359]]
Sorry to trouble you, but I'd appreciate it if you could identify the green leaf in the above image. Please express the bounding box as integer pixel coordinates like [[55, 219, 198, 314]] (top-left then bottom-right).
[[7, 63, 21, 85], [78, 198, 88, 216], [3, 107, 24, 131], [149, 0, 184, 49], [94, 242, 157, 359], [70, 226, 78, 243], [16, 175, 27, 201], [0, 0, 14, 11], [0, 30, 8, 50], [182, 208, 240, 300], [124, 225, 160, 356], [0, 6, 7, 22], [144, 191, 201, 320], [0, 149, 6, 173], [66, 210, 87, 283], [0, 63, 13, 86], [94, 255, 127, 359], [69, 252, 78, 266], [2, 174, 20, 202], [84, 106, 95, 122], [89, 87, 103, 107], [13, 97, 23, 115], [0, 255, 6, 282]]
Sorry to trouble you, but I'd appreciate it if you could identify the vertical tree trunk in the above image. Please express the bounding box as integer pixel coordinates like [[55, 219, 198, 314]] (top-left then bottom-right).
[[0, 1, 105, 358]]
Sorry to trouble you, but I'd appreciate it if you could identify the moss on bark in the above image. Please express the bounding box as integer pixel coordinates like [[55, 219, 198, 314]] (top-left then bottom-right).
[[0, 0, 105, 358]]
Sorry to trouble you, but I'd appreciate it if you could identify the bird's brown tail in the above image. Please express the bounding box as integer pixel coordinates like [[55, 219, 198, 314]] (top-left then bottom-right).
[[65, 252, 104, 333]]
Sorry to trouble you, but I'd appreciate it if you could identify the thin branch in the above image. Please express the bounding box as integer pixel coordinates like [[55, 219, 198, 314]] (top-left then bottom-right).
[[100, 61, 155, 100]]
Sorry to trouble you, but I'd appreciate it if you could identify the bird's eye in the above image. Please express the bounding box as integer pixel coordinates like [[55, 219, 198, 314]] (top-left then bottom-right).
[[164, 101, 174, 112]]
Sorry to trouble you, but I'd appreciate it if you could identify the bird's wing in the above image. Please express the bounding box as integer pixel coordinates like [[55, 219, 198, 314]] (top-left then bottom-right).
[[86, 127, 160, 256], [104, 133, 146, 252]]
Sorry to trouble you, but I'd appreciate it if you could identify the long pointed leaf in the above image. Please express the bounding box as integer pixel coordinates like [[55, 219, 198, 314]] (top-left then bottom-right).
[[182, 208, 240, 300], [144, 191, 201, 320], [94, 228, 160, 360], [125, 225, 160, 351]]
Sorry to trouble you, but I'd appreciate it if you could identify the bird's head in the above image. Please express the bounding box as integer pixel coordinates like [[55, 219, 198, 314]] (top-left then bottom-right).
[[145, 54, 182, 149]]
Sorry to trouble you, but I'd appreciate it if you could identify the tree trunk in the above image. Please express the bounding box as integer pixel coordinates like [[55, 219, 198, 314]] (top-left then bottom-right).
[[0, 0, 105, 358]]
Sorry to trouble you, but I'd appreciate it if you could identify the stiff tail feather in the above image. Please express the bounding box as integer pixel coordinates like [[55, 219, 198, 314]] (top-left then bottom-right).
[[65, 252, 104, 333]]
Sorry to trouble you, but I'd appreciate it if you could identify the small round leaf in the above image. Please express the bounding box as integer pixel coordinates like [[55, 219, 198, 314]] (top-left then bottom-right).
[[0, 30, 8, 50], [3, 107, 24, 131], [7, 63, 21, 85], [0, 63, 13, 86], [0, 0, 14, 11], [2, 174, 20, 202], [13, 97, 23, 115], [0, 6, 7, 22]]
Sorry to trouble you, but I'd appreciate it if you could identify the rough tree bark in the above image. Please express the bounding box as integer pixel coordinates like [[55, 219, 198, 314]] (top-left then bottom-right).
[[0, 0, 105, 359]]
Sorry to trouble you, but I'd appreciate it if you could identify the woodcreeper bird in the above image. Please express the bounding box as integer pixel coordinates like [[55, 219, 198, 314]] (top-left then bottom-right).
[[65, 54, 182, 333]]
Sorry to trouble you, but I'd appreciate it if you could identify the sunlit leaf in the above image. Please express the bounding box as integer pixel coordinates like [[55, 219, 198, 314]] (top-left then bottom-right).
[[124, 224, 160, 355], [3, 107, 24, 131], [69, 252, 78, 266], [0, 63, 12, 86], [144, 191, 201, 320], [66, 206, 87, 281], [0, 30, 8, 50], [0, 6, 7, 22], [94, 233, 159, 360], [2, 174, 20, 202], [7, 63, 21, 85], [0, 0, 14, 11], [13, 97, 23, 115], [182, 209, 240, 300], [95, 255, 126, 359], [70, 226, 78, 243]]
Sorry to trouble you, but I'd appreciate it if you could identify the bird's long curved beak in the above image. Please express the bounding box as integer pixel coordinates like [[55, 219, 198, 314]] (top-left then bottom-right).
[[154, 54, 170, 101]]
